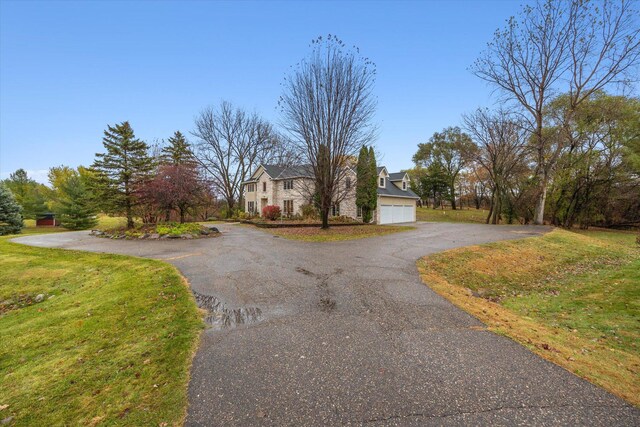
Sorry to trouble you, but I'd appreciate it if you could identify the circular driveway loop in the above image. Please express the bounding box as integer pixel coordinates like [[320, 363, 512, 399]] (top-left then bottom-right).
[[14, 223, 639, 426]]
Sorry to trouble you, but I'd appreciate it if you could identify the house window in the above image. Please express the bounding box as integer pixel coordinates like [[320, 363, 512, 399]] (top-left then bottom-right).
[[345, 177, 351, 189], [402, 181, 407, 190], [357, 205, 362, 218], [284, 180, 294, 190], [247, 201, 255, 213], [283, 200, 294, 216], [262, 182, 267, 192], [331, 204, 340, 217], [379, 177, 385, 187], [247, 183, 256, 192]]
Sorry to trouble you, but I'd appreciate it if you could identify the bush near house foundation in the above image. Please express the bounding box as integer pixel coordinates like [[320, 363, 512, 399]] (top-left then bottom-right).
[[262, 205, 281, 220]]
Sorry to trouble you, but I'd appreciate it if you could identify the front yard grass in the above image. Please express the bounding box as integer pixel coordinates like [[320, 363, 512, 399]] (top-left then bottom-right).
[[0, 232, 203, 425], [265, 224, 415, 242], [417, 228, 639, 405], [22, 215, 131, 233], [416, 207, 491, 224], [93, 214, 134, 230]]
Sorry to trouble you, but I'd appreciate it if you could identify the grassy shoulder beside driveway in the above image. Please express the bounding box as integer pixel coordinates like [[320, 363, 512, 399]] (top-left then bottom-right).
[[417, 228, 639, 405], [264, 224, 415, 242], [416, 207, 491, 224], [0, 232, 203, 426]]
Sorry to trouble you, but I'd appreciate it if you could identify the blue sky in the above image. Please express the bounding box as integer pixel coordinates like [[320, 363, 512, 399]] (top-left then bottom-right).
[[0, 0, 524, 184]]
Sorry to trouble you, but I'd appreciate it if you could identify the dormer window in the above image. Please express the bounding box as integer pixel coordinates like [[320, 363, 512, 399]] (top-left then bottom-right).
[[402, 181, 407, 190], [379, 177, 385, 187]]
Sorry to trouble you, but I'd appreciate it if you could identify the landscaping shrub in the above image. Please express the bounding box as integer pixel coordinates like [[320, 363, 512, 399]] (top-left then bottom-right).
[[262, 205, 281, 220], [300, 203, 319, 219], [240, 211, 256, 220], [220, 207, 243, 219], [155, 222, 203, 236]]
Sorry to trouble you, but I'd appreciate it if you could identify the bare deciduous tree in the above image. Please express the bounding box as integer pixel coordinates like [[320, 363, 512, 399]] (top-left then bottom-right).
[[463, 109, 530, 224], [279, 35, 377, 228], [472, 0, 640, 225], [191, 101, 275, 214], [258, 131, 303, 168]]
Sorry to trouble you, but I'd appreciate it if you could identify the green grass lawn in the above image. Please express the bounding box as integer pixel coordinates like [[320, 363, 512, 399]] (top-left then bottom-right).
[[22, 215, 131, 233], [94, 214, 129, 229], [416, 207, 491, 224], [418, 228, 639, 405], [263, 224, 415, 242], [0, 230, 203, 425]]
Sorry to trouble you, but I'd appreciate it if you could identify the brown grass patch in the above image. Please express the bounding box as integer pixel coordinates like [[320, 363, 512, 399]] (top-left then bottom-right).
[[417, 229, 640, 406], [264, 225, 414, 242]]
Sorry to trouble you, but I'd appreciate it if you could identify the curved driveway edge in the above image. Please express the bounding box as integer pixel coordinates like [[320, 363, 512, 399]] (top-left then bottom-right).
[[13, 223, 639, 426]]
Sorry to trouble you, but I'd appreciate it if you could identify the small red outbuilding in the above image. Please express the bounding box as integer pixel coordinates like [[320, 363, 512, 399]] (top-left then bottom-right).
[[36, 213, 60, 227]]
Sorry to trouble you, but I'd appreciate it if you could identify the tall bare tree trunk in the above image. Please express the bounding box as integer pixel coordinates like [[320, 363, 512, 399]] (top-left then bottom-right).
[[450, 183, 457, 210], [533, 174, 547, 225], [486, 189, 495, 224], [125, 198, 134, 229], [321, 208, 329, 229], [226, 198, 235, 218], [491, 192, 502, 225]]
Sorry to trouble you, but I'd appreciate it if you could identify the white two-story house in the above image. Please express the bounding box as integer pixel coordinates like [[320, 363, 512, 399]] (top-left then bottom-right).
[[242, 164, 419, 224]]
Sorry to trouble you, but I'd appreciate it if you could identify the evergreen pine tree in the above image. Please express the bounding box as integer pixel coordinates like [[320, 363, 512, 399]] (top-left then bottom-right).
[[355, 146, 378, 223], [161, 131, 195, 165], [55, 174, 98, 230], [90, 121, 154, 228], [367, 146, 378, 222], [3, 169, 48, 219], [421, 162, 450, 209], [356, 146, 370, 221], [0, 183, 23, 235]]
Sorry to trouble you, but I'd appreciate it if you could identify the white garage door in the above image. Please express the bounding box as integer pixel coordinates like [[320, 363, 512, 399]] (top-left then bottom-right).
[[380, 205, 393, 224], [403, 205, 414, 222], [380, 204, 414, 224]]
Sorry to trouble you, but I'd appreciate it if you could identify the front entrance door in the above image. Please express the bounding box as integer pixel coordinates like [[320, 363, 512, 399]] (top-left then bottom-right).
[[261, 198, 268, 215]]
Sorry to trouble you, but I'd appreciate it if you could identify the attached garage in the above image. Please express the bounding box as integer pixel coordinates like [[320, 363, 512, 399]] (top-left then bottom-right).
[[375, 168, 420, 224], [378, 200, 416, 224]]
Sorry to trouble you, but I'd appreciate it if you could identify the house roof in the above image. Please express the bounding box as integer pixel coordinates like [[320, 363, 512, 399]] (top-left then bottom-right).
[[378, 174, 419, 199], [259, 164, 353, 180], [388, 172, 407, 181], [377, 166, 388, 175], [262, 165, 286, 178], [275, 165, 314, 179]]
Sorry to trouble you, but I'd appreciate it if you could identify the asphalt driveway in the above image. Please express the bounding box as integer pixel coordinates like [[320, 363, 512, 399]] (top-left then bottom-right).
[[13, 223, 639, 426]]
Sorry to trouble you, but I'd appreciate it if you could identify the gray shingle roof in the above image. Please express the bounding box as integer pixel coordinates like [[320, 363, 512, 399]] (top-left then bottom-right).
[[257, 164, 313, 180], [262, 165, 287, 178], [262, 164, 353, 180], [377, 179, 419, 199], [388, 172, 407, 181], [275, 165, 314, 179]]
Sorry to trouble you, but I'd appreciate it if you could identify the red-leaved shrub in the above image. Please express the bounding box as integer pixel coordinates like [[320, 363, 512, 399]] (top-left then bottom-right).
[[262, 205, 281, 220]]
